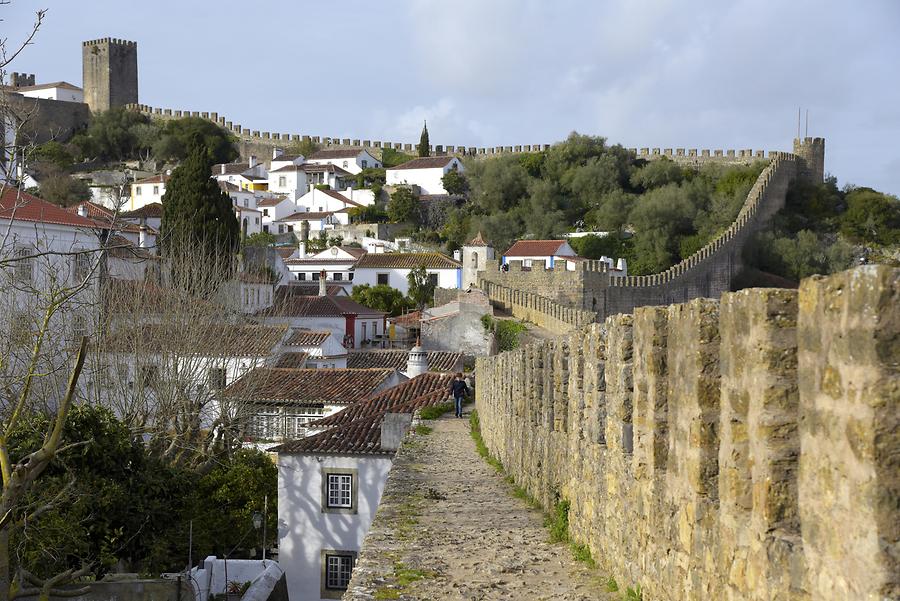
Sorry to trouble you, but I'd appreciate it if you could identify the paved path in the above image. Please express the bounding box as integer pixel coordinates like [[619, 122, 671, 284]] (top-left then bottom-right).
[[345, 411, 614, 600]]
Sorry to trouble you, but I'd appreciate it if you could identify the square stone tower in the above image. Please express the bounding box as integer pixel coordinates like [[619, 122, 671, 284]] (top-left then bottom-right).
[[82, 38, 138, 113]]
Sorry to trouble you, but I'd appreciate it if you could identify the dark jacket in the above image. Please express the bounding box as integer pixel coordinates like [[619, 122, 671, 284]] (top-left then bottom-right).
[[450, 379, 469, 398]]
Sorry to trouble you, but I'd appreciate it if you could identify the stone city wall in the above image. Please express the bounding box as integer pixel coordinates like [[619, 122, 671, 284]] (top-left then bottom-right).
[[475, 265, 898, 600], [4, 92, 91, 144], [479, 280, 597, 332], [479, 150, 803, 326], [124, 103, 784, 165]]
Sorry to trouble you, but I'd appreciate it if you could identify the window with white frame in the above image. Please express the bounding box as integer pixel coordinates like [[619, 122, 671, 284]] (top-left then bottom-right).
[[208, 367, 227, 389], [153, 185, 159, 195], [250, 410, 281, 440], [333, 272, 342, 281], [327, 473, 352, 508], [71, 313, 88, 345], [278, 176, 286, 187], [321, 550, 356, 597], [299, 273, 306, 281], [342, 161, 348, 168], [135, 186, 142, 195], [361, 160, 368, 168], [376, 273, 389, 286], [372, 321, 378, 337]]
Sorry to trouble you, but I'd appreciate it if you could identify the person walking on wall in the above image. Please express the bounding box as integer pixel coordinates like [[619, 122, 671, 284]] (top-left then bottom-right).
[[450, 373, 470, 418]]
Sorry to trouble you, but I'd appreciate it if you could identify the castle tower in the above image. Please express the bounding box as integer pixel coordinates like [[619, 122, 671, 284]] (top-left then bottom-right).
[[82, 38, 138, 113], [792, 137, 825, 183], [461, 231, 494, 290]]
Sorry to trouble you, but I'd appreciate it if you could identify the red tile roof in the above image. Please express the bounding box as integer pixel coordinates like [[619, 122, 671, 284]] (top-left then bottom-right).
[[133, 174, 169, 185], [278, 282, 346, 296], [390, 311, 422, 328], [468, 231, 490, 246], [102, 322, 287, 356], [0, 188, 107, 229], [278, 210, 342, 221], [271, 373, 453, 455], [355, 252, 460, 270], [285, 329, 331, 347], [256, 295, 385, 318], [321, 188, 364, 207], [387, 156, 458, 170], [257, 197, 290, 207], [308, 149, 366, 160], [309, 373, 453, 429], [274, 352, 309, 368], [68, 200, 114, 220], [347, 350, 462, 372], [222, 367, 394, 405], [504, 240, 571, 257], [120, 203, 163, 219], [212, 162, 250, 175]]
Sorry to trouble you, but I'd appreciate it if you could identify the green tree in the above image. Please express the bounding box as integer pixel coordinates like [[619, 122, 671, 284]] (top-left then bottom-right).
[[418, 121, 430, 157], [407, 265, 436, 310], [33, 167, 91, 207], [387, 186, 419, 223], [244, 231, 277, 246], [351, 284, 413, 316], [71, 107, 154, 161], [160, 135, 240, 263], [840, 188, 900, 245], [287, 138, 321, 158], [153, 117, 238, 164], [442, 169, 469, 196], [629, 157, 685, 190]]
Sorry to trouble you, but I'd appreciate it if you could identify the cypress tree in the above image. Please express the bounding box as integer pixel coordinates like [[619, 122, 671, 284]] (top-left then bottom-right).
[[159, 135, 239, 266], [418, 121, 430, 157]]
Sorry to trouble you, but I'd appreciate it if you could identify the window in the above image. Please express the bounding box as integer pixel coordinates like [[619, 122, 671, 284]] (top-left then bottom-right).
[[72, 252, 91, 281], [278, 176, 286, 187], [333, 272, 342, 281], [342, 161, 348, 168], [263, 225, 269, 233], [361, 160, 368, 168], [9, 311, 30, 346], [428, 273, 439, 287], [312, 271, 320, 281], [288, 225, 294, 232], [135, 186, 142, 195], [243, 199, 249, 207], [250, 410, 281, 440], [299, 273, 307, 281], [321, 550, 356, 598], [14, 246, 32, 283], [153, 185, 159, 195], [278, 225, 284, 234], [263, 209, 269, 217], [372, 321, 378, 337], [137, 364, 158, 389], [472, 252, 479, 268], [321, 468, 357, 513], [348, 272, 354, 281], [255, 217, 260, 225], [318, 206, 323, 212], [376, 273, 389, 286], [71, 314, 88, 345], [208, 367, 227, 389]]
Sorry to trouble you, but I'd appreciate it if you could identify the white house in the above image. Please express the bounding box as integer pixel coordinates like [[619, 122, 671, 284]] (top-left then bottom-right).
[[119, 202, 163, 232], [353, 252, 461, 295], [268, 164, 308, 199], [15, 81, 84, 103], [255, 295, 387, 349], [284, 245, 365, 286], [502, 239, 578, 269], [276, 329, 348, 369], [306, 149, 381, 175], [129, 174, 168, 211], [276, 210, 347, 234], [385, 156, 464, 195], [273, 371, 452, 601], [235, 204, 263, 237], [211, 157, 268, 190], [302, 164, 352, 192], [258, 196, 298, 233], [221, 367, 402, 443], [296, 188, 368, 214]]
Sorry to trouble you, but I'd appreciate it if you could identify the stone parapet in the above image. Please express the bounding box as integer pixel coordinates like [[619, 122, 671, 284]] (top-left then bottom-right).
[[475, 266, 899, 600]]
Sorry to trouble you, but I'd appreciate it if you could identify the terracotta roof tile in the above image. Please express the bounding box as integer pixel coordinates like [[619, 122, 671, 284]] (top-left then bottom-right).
[[257, 196, 290, 207], [256, 295, 384, 318], [285, 329, 331, 347], [133, 174, 169, 185], [321, 188, 364, 207], [308, 149, 366, 160], [278, 282, 346, 296], [222, 367, 394, 405], [102, 322, 287, 356], [504, 240, 570, 257], [278, 210, 343, 221], [274, 351, 309, 368], [120, 203, 163, 219], [355, 252, 460, 270], [1, 188, 107, 229], [390, 311, 421, 328], [347, 350, 462, 372], [387, 156, 458, 170], [271, 373, 453, 455], [468, 231, 490, 246], [212, 162, 250, 175]]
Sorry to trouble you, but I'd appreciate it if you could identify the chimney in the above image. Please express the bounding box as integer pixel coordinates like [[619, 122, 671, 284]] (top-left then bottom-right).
[[76, 204, 87, 218], [406, 338, 428, 378], [273, 147, 283, 159], [318, 269, 327, 296], [380, 413, 413, 451], [220, 164, 227, 175], [298, 240, 306, 258], [249, 155, 257, 169], [616, 257, 628, 276], [139, 221, 148, 248], [453, 249, 461, 261]]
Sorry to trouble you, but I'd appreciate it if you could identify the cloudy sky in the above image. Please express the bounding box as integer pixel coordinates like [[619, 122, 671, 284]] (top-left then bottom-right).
[[6, 0, 900, 193]]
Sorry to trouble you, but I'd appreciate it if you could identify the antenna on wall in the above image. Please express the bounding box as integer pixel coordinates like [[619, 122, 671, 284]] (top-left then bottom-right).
[[805, 109, 809, 137], [797, 107, 802, 139]]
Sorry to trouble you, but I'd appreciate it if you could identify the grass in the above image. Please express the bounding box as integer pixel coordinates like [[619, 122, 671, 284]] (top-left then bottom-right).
[[606, 577, 619, 592], [624, 585, 643, 600], [419, 401, 453, 420], [469, 411, 504, 472], [414, 425, 433, 435], [373, 562, 436, 598]]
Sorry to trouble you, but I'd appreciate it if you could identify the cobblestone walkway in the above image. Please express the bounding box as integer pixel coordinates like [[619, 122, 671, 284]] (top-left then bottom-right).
[[345, 411, 614, 600]]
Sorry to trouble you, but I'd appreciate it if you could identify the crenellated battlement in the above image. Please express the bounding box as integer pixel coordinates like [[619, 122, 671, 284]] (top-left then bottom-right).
[[83, 38, 137, 47], [475, 265, 899, 600]]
